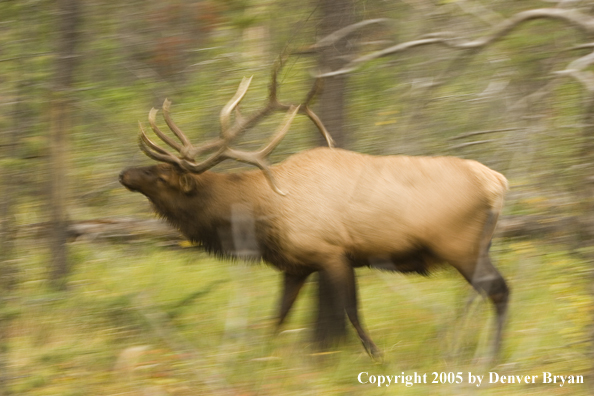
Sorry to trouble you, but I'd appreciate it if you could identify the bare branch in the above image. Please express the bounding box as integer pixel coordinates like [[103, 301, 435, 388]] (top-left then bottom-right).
[[454, 8, 594, 48], [449, 128, 520, 141], [320, 8, 594, 78], [319, 38, 447, 78], [555, 50, 594, 92], [570, 42, 594, 50], [312, 18, 392, 49], [450, 139, 496, 150]]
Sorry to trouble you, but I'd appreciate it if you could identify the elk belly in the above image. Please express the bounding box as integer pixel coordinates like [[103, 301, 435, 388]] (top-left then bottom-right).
[[364, 248, 438, 275]]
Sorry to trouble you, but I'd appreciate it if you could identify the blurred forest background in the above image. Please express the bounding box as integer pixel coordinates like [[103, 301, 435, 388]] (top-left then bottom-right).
[[1, 0, 594, 395]]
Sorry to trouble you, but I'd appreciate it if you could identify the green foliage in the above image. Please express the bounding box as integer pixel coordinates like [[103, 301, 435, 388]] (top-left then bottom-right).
[[1, 237, 589, 395]]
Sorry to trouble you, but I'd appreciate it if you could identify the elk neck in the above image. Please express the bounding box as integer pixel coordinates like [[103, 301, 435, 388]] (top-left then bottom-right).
[[151, 169, 280, 259]]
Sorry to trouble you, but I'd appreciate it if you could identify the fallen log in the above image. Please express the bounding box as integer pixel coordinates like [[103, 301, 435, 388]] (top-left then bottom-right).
[[23, 214, 581, 246], [24, 218, 183, 245]]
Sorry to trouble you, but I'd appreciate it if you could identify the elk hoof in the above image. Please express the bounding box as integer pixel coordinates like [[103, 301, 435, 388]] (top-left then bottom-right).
[[363, 341, 384, 363]]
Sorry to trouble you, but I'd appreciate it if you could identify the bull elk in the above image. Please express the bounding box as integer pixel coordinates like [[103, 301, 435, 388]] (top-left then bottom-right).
[[119, 63, 509, 360]]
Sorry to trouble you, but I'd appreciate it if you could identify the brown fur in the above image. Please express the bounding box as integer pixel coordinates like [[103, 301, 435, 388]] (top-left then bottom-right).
[[120, 147, 509, 359]]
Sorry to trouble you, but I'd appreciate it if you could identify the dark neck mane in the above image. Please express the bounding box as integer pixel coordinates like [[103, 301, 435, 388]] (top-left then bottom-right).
[[149, 172, 268, 260]]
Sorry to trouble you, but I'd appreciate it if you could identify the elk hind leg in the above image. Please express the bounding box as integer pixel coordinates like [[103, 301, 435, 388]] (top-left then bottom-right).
[[476, 253, 509, 357], [455, 210, 509, 358], [475, 210, 508, 356], [455, 254, 509, 358]]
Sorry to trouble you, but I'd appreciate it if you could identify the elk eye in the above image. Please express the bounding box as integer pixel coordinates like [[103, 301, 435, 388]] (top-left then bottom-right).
[[157, 176, 167, 183]]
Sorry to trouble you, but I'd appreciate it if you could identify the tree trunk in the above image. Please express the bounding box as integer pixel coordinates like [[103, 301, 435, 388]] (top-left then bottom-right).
[[0, 63, 25, 396], [315, 0, 356, 149], [48, 0, 81, 289], [311, 0, 356, 350]]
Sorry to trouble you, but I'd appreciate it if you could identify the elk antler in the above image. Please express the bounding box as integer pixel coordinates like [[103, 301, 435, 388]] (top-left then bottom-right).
[[140, 102, 299, 195], [218, 58, 334, 147], [138, 59, 334, 195]]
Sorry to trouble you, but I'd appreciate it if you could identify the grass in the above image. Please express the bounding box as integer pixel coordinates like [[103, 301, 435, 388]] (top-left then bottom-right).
[[4, 237, 592, 395]]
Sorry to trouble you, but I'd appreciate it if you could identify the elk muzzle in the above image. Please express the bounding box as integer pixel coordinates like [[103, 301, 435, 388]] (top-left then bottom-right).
[[119, 166, 154, 193]]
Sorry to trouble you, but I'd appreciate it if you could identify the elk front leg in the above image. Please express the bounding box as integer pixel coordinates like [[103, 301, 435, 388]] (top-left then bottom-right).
[[276, 271, 311, 330], [315, 268, 347, 350]]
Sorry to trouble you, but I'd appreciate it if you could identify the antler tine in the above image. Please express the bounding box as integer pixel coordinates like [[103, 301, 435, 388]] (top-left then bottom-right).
[[304, 106, 334, 148], [303, 75, 321, 105], [150, 99, 230, 163], [162, 99, 192, 147], [141, 115, 228, 173], [251, 162, 286, 196], [220, 58, 291, 143], [220, 76, 253, 138], [148, 107, 183, 152], [268, 74, 334, 148], [161, 99, 218, 161], [257, 57, 334, 148], [301, 77, 334, 148], [268, 57, 283, 107], [258, 105, 300, 157], [177, 105, 300, 193], [221, 105, 300, 195], [138, 121, 184, 167], [176, 145, 227, 174]]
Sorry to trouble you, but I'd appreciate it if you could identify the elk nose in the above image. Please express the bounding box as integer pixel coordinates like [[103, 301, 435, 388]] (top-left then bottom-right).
[[119, 170, 137, 192], [118, 170, 128, 185]]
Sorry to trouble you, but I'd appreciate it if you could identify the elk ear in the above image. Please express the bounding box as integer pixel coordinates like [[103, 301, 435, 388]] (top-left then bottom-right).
[[180, 174, 196, 194]]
